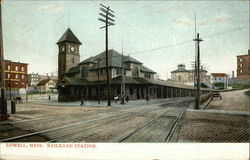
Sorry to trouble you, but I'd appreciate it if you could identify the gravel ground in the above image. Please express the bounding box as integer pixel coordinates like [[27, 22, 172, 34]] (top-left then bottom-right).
[[207, 89, 250, 112], [178, 90, 250, 142], [1, 99, 187, 142]]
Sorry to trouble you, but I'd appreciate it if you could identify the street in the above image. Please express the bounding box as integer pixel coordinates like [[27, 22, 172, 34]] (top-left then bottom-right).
[[0, 98, 190, 142]]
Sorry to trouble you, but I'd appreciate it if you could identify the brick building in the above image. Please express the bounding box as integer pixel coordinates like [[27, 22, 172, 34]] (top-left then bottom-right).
[[4, 60, 28, 91], [237, 49, 250, 80]]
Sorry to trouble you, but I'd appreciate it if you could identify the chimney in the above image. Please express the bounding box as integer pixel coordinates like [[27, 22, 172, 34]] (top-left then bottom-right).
[[248, 49, 250, 55]]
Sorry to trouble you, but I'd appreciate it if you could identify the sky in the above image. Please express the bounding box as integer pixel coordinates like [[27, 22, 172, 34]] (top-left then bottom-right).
[[2, 0, 249, 79]]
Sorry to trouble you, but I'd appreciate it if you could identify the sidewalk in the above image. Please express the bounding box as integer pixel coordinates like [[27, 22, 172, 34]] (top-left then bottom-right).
[[23, 97, 192, 108], [177, 89, 250, 142]]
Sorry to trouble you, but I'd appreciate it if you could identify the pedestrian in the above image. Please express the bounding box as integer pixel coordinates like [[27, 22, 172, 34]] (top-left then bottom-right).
[[125, 95, 129, 103], [114, 95, 118, 103], [48, 95, 51, 101], [146, 94, 149, 102], [80, 95, 84, 106]]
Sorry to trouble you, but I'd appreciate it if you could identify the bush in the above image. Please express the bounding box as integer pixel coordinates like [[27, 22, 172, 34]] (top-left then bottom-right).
[[245, 90, 250, 96], [228, 84, 250, 89]]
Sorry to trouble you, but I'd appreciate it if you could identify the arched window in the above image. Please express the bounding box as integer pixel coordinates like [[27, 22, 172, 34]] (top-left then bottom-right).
[[82, 67, 88, 78], [132, 67, 139, 77]]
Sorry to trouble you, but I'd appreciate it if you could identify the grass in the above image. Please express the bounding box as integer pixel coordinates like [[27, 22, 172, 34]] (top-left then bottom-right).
[[245, 90, 250, 96], [228, 84, 250, 89]]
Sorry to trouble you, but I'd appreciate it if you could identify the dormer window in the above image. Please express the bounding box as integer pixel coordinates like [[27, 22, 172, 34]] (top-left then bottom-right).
[[116, 68, 122, 75], [82, 67, 88, 78], [132, 67, 139, 77], [144, 73, 150, 79]]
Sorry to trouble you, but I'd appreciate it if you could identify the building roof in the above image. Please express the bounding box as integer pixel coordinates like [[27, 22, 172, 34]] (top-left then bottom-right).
[[79, 57, 97, 65], [211, 73, 227, 77], [57, 77, 89, 86], [37, 79, 57, 86], [189, 69, 208, 73], [57, 28, 82, 45], [237, 54, 249, 57], [123, 56, 142, 64], [4, 60, 29, 65], [140, 65, 156, 73], [67, 66, 80, 74], [77, 50, 154, 73], [171, 68, 189, 73]]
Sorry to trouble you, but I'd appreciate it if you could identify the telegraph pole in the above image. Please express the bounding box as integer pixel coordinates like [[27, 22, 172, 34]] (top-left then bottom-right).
[[0, 1, 8, 117], [97, 58, 100, 104], [98, 4, 115, 106], [121, 41, 125, 104], [193, 33, 203, 110], [8, 60, 11, 100]]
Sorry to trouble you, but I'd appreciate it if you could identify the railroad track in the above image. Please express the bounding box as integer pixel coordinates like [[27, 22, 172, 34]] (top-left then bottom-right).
[[118, 100, 187, 142], [1, 99, 189, 142], [0, 103, 170, 142]]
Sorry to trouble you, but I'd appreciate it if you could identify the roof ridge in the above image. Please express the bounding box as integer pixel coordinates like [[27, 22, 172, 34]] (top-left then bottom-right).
[[57, 28, 82, 44]]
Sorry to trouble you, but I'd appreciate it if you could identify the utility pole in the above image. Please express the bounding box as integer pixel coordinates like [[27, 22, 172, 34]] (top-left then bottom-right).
[[97, 58, 100, 104], [0, 1, 8, 117], [120, 41, 125, 104], [8, 60, 11, 100], [193, 33, 203, 110], [98, 4, 115, 106]]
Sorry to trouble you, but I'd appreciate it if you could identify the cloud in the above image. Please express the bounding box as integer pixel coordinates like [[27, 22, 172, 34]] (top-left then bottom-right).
[[198, 20, 209, 26], [214, 12, 232, 22], [38, 5, 62, 13], [196, 12, 232, 26], [172, 17, 193, 27]]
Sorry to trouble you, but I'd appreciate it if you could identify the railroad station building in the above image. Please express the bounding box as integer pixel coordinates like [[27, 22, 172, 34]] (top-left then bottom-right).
[[56, 28, 211, 102]]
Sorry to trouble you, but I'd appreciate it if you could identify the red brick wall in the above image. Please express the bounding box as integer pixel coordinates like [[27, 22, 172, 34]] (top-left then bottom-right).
[[4, 60, 28, 90], [237, 55, 250, 80]]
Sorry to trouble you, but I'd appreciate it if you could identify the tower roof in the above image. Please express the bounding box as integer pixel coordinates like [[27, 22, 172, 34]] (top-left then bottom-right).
[[57, 28, 82, 45]]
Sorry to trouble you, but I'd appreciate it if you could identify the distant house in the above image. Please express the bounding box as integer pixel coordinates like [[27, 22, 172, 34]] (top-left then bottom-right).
[[171, 64, 209, 83], [210, 73, 227, 84], [37, 79, 58, 92]]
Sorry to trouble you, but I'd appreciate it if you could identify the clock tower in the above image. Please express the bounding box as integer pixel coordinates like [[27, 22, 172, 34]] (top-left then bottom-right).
[[57, 28, 81, 79]]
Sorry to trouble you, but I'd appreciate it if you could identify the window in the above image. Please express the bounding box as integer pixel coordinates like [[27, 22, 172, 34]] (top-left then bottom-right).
[[8, 65, 10, 70], [82, 67, 88, 78], [15, 74, 19, 79], [21, 67, 24, 71], [239, 58, 242, 62], [144, 73, 150, 79], [100, 69, 106, 75], [116, 68, 122, 75], [15, 66, 18, 71], [22, 75, 24, 79], [7, 74, 10, 79], [240, 70, 243, 74], [132, 67, 139, 77]]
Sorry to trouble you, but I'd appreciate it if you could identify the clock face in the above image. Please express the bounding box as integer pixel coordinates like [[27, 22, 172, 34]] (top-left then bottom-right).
[[60, 46, 65, 52], [70, 46, 75, 52]]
